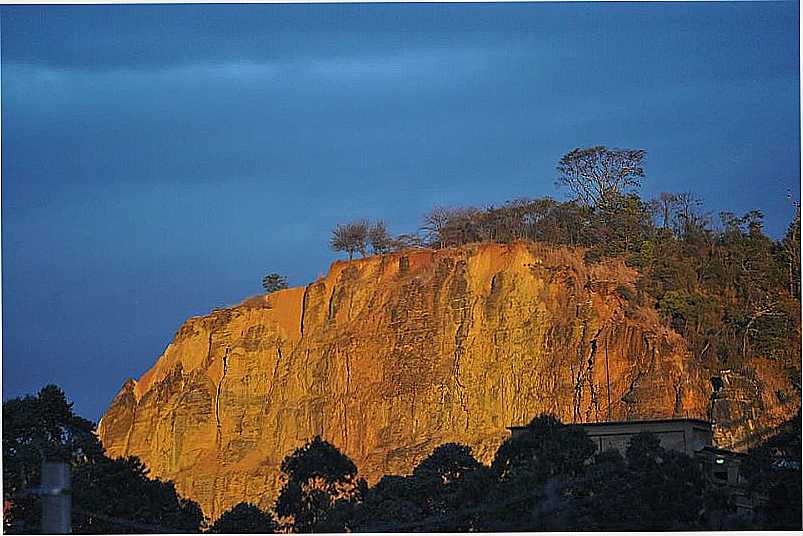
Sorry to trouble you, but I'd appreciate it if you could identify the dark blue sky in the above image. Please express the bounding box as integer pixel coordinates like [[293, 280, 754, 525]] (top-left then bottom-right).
[[2, 2, 800, 420]]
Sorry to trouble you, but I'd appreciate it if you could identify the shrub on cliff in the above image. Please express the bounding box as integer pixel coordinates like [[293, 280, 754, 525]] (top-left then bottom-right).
[[262, 273, 288, 294]]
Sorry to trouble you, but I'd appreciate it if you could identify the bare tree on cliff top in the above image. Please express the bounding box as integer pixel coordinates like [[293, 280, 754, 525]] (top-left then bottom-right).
[[556, 146, 646, 207], [421, 206, 455, 249], [330, 220, 369, 260], [368, 220, 392, 254]]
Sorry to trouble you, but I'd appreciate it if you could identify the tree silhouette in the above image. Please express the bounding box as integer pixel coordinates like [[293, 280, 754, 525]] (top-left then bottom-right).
[[71, 456, 204, 534], [3, 385, 104, 500], [3, 386, 204, 534], [556, 146, 646, 207], [208, 502, 277, 534], [275, 436, 364, 532], [492, 414, 595, 484]]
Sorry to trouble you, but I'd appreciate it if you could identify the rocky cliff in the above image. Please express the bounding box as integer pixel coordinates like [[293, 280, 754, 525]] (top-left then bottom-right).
[[98, 242, 799, 519]]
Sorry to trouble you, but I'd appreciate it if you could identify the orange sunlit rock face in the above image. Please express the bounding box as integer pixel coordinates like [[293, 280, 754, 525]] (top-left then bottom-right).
[[98, 242, 799, 520]]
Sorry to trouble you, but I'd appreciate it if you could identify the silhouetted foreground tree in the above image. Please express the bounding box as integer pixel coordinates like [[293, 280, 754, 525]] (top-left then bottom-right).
[[275, 436, 366, 532], [3, 385, 104, 499], [482, 414, 597, 530], [207, 502, 277, 534], [3, 386, 204, 534], [347, 443, 494, 531], [71, 456, 204, 534]]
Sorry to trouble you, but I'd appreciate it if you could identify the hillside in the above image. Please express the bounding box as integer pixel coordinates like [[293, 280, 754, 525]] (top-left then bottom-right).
[[98, 241, 799, 519]]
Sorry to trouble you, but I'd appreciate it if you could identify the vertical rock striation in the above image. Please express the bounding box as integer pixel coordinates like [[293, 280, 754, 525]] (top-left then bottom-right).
[[98, 242, 799, 519]]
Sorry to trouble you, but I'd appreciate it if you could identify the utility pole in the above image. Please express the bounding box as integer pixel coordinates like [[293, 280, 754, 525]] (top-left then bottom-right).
[[41, 462, 71, 534]]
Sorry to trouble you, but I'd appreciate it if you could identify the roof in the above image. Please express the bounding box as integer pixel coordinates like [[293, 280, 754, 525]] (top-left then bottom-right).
[[507, 417, 713, 431], [697, 446, 748, 457]]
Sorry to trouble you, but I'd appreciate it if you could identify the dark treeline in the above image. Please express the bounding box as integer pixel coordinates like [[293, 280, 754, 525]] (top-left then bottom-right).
[[332, 146, 801, 377], [4, 389, 801, 532], [212, 413, 802, 532]]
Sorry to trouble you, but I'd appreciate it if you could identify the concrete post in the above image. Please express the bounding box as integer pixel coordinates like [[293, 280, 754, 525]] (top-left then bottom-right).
[[40, 462, 71, 534]]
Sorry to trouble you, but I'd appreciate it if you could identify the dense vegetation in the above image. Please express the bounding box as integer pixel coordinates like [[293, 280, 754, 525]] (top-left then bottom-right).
[[331, 146, 801, 380]]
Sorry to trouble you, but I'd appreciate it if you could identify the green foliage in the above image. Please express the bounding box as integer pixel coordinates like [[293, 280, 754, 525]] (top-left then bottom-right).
[[275, 436, 364, 532], [261, 273, 288, 294], [207, 502, 277, 534], [586, 192, 655, 263], [658, 290, 698, 331], [343, 148, 799, 377]]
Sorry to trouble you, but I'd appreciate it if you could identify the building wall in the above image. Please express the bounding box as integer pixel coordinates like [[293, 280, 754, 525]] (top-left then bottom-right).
[[580, 420, 713, 456], [508, 419, 714, 456]]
